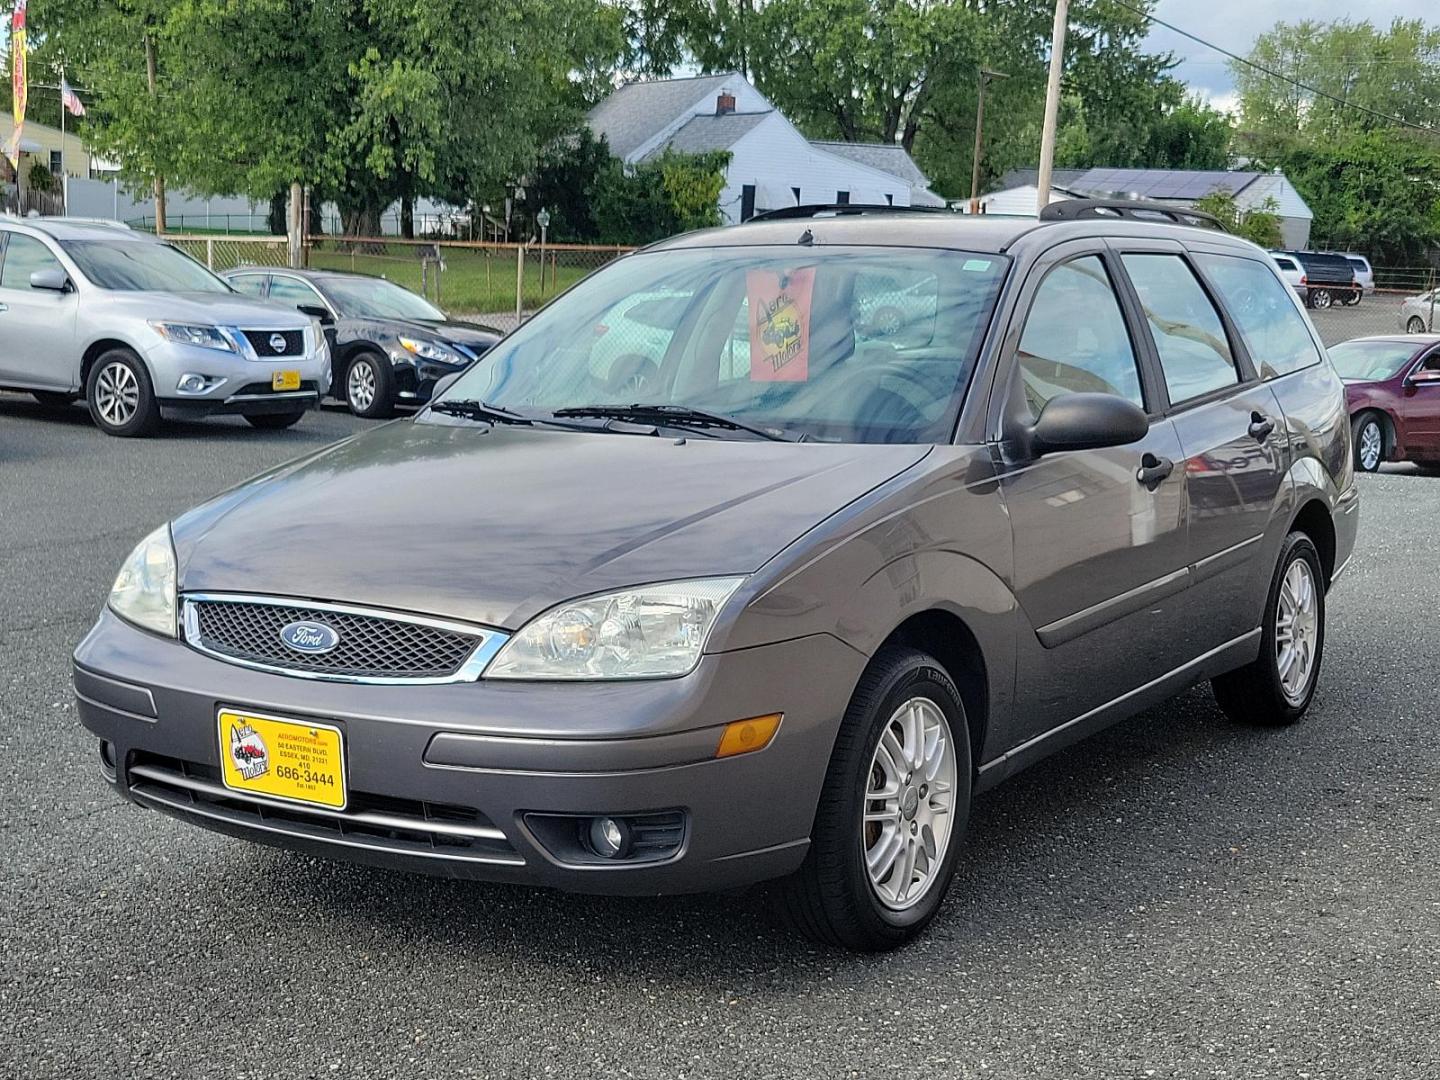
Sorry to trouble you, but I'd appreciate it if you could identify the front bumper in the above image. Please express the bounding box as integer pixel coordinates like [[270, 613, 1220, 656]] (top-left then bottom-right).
[[73, 608, 862, 895], [144, 337, 330, 419]]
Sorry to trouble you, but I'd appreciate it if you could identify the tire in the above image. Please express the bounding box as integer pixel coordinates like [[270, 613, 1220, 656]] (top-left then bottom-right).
[[1352, 412, 1385, 473], [344, 352, 395, 419], [1308, 288, 1333, 310], [1408, 317, 1429, 335], [31, 390, 78, 408], [777, 645, 972, 951], [244, 409, 307, 430], [85, 348, 160, 437], [1212, 532, 1325, 726], [1341, 291, 1361, 307]]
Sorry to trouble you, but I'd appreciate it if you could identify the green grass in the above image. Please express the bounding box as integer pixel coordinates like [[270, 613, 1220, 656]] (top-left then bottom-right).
[[307, 247, 611, 314]]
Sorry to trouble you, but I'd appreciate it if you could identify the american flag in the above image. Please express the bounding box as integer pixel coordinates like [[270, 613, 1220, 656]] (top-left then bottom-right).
[[61, 76, 85, 117]]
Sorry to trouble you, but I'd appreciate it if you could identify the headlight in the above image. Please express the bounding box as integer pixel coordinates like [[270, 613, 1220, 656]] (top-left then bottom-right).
[[398, 337, 462, 364], [107, 524, 178, 637], [149, 322, 237, 352], [486, 577, 745, 680]]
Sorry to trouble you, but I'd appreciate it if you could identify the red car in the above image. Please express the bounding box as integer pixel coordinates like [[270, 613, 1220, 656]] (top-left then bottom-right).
[[1332, 334, 1440, 472]]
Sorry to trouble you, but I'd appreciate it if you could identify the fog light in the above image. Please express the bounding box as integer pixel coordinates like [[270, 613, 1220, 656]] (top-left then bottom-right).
[[586, 816, 630, 859], [98, 739, 117, 780], [177, 373, 209, 394]]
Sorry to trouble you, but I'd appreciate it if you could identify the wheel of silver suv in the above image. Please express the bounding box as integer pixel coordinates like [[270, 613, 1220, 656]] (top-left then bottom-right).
[[85, 347, 160, 437]]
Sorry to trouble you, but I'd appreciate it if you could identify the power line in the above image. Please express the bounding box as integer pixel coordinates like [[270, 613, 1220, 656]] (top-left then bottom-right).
[[1113, 0, 1440, 135]]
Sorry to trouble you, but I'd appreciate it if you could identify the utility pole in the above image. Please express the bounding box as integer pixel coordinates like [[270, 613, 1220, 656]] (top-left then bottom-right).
[[144, 33, 166, 234], [288, 181, 303, 267], [1036, 0, 1070, 218], [970, 69, 1008, 214]]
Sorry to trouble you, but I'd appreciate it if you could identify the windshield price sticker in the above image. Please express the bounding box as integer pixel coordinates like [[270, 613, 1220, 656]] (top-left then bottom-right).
[[748, 266, 816, 382]]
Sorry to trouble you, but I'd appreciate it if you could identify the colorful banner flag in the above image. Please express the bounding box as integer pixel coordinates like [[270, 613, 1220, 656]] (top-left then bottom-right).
[[61, 75, 85, 118], [4, 0, 26, 170]]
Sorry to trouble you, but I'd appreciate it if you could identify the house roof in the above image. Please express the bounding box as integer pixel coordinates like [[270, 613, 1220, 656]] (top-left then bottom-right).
[[641, 111, 772, 160], [587, 73, 739, 160], [811, 142, 930, 187], [996, 168, 1088, 191]]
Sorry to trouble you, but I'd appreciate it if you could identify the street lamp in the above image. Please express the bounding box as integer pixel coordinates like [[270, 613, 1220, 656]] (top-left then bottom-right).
[[970, 68, 1009, 214]]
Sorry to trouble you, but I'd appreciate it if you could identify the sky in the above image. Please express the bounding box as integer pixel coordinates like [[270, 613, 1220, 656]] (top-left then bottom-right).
[[1146, 0, 1437, 112]]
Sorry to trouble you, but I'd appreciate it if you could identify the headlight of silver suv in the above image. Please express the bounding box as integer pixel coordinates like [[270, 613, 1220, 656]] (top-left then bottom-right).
[[149, 322, 237, 352], [486, 577, 745, 680], [107, 524, 178, 637]]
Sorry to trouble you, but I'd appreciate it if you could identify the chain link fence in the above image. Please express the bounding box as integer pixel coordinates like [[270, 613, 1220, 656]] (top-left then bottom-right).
[[166, 231, 1436, 346]]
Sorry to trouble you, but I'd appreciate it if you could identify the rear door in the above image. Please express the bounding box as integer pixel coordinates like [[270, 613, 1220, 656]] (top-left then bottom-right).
[[994, 242, 1191, 743], [0, 230, 81, 390], [1113, 242, 1288, 653]]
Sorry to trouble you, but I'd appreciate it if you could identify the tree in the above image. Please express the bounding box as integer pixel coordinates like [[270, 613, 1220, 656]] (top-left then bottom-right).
[[1192, 191, 1283, 248]]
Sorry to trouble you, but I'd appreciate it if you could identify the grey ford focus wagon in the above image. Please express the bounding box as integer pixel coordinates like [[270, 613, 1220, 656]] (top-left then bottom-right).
[[74, 201, 1358, 950]]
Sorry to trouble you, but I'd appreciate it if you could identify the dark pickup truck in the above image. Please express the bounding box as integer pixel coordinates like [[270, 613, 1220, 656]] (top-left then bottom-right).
[[1279, 250, 1362, 309]]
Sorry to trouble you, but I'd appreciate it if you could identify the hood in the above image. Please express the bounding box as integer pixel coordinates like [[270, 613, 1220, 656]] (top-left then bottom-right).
[[105, 291, 313, 329], [352, 317, 501, 350], [171, 419, 929, 628]]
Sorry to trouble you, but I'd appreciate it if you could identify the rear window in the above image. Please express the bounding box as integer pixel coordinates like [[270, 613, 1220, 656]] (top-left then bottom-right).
[[1196, 254, 1323, 379]]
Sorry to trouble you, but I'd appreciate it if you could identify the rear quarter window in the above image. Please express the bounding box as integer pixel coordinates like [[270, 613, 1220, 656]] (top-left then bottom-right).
[[1196, 253, 1323, 379]]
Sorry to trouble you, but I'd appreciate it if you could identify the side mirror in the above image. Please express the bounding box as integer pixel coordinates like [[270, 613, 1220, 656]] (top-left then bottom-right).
[[30, 268, 70, 292], [1028, 392, 1150, 457], [1407, 369, 1440, 387], [297, 303, 335, 326], [430, 371, 465, 401]]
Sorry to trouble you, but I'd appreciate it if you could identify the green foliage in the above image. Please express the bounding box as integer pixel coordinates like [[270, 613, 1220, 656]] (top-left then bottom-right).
[[1192, 191, 1283, 249], [1233, 18, 1440, 264], [594, 150, 731, 244], [26, 162, 57, 194]]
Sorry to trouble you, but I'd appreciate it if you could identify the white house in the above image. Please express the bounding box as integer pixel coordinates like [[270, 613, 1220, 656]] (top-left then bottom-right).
[[984, 167, 1314, 248], [587, 73, 945, 224]]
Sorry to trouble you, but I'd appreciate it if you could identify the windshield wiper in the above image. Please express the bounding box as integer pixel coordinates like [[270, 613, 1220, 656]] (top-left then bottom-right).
[[428, 398, 533, 426], [551, 403, 796, 442]]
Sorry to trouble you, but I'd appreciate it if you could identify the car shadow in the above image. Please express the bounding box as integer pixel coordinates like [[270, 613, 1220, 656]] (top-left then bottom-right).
[[210, 682, 1344, 975]]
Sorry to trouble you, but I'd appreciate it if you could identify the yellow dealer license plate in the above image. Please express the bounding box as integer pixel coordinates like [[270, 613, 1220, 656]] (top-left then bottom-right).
[[218, 709, 347, 810], [271, 370, 301, 391]]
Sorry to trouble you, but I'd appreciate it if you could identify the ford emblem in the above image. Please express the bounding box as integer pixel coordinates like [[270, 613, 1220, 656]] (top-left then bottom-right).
[[279, 620, 340, 654], [269, 333, 287, 353]]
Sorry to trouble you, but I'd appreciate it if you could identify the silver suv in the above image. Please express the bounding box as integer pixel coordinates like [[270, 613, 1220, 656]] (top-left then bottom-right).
[[0, 218, 328, 436]]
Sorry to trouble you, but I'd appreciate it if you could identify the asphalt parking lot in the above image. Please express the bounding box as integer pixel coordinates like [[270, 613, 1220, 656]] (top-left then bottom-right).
[[3, 391, 1438, 1080]]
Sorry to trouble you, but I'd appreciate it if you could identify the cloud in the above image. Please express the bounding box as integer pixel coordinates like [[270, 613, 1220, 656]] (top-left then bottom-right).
[[1146, 0, 1437, 96]]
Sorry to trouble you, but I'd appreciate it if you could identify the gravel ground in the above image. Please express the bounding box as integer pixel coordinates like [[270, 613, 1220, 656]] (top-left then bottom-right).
[[2, 391, 1438, 1080]]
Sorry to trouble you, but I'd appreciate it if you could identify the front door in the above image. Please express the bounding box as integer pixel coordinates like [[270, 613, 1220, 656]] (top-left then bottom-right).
[[996, 248, 1191, 744], [1403, 345, 1440, 454], [1115, 248, 1288, 652], [0, 231, 80, 390]]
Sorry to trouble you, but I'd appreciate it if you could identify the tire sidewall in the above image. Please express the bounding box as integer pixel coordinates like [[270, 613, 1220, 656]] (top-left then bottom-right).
[[1352, 413, 1384, 472], [819, 652, 972, 945], [1311, 288, 1332, 309], [85, 348, 159, 437], [1258, 534, 1326, 721], [346, 352, 395, 418]]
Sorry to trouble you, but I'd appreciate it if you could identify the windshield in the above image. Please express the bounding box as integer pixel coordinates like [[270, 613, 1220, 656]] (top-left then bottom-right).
[[435, 245, 1009, 444], [60, 240, 230, 292], [1328, 340, 1417, 381], [323, 276, 445, 321]]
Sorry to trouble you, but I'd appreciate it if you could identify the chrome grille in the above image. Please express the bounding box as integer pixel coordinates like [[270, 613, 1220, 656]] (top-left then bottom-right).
[[182, 595, 503, 683]]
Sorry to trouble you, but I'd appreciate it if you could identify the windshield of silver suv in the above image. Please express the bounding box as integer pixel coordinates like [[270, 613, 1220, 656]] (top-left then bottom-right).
[[58, 239, 231, 293], [435, 246, 1009, 444]]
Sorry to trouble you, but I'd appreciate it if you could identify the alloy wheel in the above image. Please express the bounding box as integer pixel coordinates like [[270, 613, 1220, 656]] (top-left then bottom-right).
[[95, 361, 140, 428], [348, 361, 376, 412], [1409, 317, 1428, 335], [1312, 289, 1332, 310], [862, 695, 958, 911], [1358, 421, 1383, 472], [1275, 558, 1320, 705]]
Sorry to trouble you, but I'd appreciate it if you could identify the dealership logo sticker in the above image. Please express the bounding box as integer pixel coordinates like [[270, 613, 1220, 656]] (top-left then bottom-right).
[[268, 333, 287, 353], [279, 620, 340, 654], [228, 723, 269, 781]]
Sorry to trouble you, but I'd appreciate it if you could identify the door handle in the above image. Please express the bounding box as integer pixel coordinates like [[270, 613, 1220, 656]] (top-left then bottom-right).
[[1136, 452, 1174, 488], [1248, 412, 1275, 441]]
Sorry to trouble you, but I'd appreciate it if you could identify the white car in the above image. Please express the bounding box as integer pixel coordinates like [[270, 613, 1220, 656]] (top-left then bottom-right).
[[1269, 252, 1304, 296], [1401, 290, 1437, 335]]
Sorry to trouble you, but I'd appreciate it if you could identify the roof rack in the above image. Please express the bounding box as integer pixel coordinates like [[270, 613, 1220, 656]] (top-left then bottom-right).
[[747, 203, 954, 223], [1039, 198, 1228, 233]]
